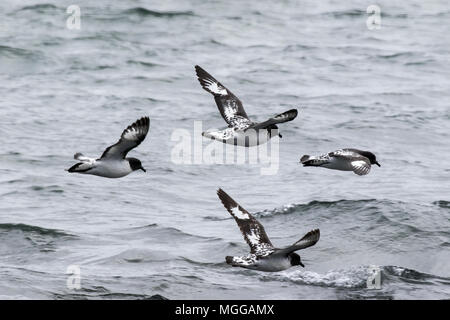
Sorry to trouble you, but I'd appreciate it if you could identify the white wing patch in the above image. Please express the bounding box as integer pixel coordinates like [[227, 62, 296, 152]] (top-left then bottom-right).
[[122, 125, 142, 142], [202, 78, 228, 96], [246, 228, 261, 247], [351, 160, 371, 175], [231, 206, 250, 220]]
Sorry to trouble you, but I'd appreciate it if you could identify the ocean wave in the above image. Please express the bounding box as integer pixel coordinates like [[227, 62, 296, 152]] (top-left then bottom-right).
[[0, 223, 74, 238], [433, 200, 450, 209], [324, 10, 408, 19], [53, 290, 167, 300], [262, 265, 450, 290], [125, 223, 222, 241], [257, 199, 377, 217], [123, 7, 194, 18], [30, 185, 64, 193], [0, 45, 38, 58], [0, 223, 76, 253], [126, 60, 161, 68], [17, 4, 59, 12]]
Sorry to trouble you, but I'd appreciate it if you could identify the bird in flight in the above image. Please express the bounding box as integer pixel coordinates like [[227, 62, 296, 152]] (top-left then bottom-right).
[[300, 148, 380, 175], [195, 65, 298, 147], [217, 188, 320, 272], [67, 117, 150, 178]]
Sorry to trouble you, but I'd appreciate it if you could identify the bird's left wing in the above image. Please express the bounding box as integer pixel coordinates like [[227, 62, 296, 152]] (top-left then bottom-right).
[[217, 188, 274, 257], [351, 159, 371, 175], [195, 65, 252, 130]]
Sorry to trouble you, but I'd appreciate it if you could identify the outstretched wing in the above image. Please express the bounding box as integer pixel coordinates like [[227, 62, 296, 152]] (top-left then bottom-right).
[[100, 117, 150, 160], [329, 149, 361, 158], [195, 65, 252, 129], [276, 229, 320, 256], [217, 188, 274, 256], [351, 159, 371, 175], [251, 109, 298, 130]]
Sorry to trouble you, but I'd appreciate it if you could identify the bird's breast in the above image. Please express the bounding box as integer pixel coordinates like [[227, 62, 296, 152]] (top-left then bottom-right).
[[91, 160, 132, 178], [254, 255, 292, 272], [225, 129, 271, 147]]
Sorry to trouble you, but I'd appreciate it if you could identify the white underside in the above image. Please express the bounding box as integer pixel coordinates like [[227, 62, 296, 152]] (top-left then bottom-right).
[[232, 254, 292, 272], [203, 128, 271, 147], [322, 158, 354, 171], [78, 159, 133, 178]]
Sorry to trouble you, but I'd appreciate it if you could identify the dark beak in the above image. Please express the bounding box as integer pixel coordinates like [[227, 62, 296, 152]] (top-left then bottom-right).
[[299, 262, 304, 268], [375, 161, 381, 167], [141, 167, 146, 172], [278, 133, 282, 138]]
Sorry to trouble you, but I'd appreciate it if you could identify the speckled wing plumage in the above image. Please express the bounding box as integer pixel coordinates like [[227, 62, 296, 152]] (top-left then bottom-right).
[[300, 152, 332, 166], [226, 254, 258, 267], [329, 149, 361, 158], [100, 117, 150, 160], [217, 188, 274, 257], [195, 65, 252, 130]]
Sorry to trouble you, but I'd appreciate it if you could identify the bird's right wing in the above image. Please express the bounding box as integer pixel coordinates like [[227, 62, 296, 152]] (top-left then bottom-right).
[[251, 109, 298, 130], [276, 229, 320, 255], [217, 188, 274, 257], [195, 65, 252, 129]]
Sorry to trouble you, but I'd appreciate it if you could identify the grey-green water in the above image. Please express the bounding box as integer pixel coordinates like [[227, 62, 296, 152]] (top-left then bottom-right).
[[0, 0, 449, 299]]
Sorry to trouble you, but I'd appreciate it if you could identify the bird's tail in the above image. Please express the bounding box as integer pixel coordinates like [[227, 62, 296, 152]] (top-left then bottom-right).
[[74, 153, 92, 162], [225, 256, 240, 267], [300, 155, 326, 167], [225, 256, 234, 264], [300, 155, 316, 166]]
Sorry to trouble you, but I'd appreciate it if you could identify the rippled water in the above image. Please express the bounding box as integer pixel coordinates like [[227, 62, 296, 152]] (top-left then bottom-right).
[[0, 0, 449, 299]]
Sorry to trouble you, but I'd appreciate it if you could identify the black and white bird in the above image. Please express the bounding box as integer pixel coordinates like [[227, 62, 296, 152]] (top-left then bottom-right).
[[217, 188, 320, 272], [300, 148, 380, 176], [195, 65, 298, 147], [67, 117, 150, 178]]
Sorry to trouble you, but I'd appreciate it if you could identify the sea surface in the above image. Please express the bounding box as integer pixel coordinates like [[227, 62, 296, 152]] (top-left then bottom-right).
[[0, 0, 449, 299]]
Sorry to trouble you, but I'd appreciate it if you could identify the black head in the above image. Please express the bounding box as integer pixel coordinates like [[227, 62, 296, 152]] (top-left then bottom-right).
[[289, 253, 304, 267], [128, 157, 146, 172], [267, 124, 282, 138], [359, 151, 380, 167]]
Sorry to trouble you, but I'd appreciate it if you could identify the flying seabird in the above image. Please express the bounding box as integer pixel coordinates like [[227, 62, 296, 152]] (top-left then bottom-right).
[[300, 148, 380, 175], [217, 188, 320, 272], [195, 65, 298, 147], [67, 117, 150, 178]]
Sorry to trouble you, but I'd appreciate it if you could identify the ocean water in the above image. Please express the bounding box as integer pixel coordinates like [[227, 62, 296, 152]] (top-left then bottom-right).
[[0, 0, 449, 300]]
